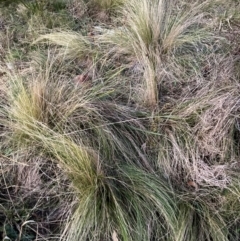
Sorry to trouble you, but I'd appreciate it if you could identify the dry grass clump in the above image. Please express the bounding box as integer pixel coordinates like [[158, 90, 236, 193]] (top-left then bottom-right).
[[155, 80, 239, 187], [1, 55, 178, 240], [37, 0, 216, 107], [99, 0, 216, 107], [151, 75, 240, 240], [62, 162, 178, 241], [3, 55, 148, 168], [176, 196, 229, 241]]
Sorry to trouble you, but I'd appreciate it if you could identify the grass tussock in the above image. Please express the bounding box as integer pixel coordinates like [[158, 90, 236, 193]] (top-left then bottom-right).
[[99, 0, 216, 107], [1, 0, 240, 240], [2, 58, 177, 240]]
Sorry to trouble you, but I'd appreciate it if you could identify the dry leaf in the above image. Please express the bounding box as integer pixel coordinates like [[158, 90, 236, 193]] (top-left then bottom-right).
[[112, 230, 119, 241], [187, 180, 198, 190]]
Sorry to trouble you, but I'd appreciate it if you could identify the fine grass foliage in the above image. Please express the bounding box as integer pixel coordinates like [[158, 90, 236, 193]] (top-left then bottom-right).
[[1, 0, 240, 240], [99, 0, 215, 107], [88, 0, 125, 12], [34, 32, 97, 60], [62, 165, 178, 241], [2, 56, 178, 240]]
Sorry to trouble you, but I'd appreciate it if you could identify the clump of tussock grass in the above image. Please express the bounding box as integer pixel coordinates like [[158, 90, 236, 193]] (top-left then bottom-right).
[[3, 55, 150, 170], [64, 165, 178, 241], [1, 60, 180, 240], [99, 0, 217, 107], [40, 133, 178, 241], [155, 80, 240, 189], [34, 29, 129, 79], [188, 175, 240, 241], [176, 196, 229, 241], [0, 55, 181, 239], [35, 0, 218, 108], [45, 134, 177, 240], [147, 58, 240, 240], [219, 176, 240, 240]]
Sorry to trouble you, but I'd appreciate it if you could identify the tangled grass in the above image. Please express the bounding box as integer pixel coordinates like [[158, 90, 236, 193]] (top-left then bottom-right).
[[1, 0, 240, 240]]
